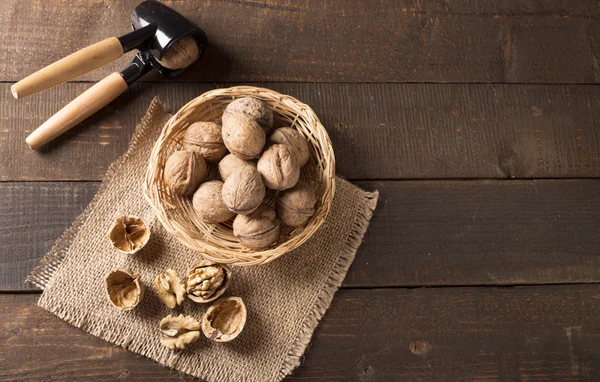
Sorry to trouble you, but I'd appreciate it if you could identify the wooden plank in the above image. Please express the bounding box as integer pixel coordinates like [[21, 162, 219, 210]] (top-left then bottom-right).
[[3, 180, 600, 291], [2, 82, 600, 181], [3, 285, 600, 380], [0, 0, 599, 83]]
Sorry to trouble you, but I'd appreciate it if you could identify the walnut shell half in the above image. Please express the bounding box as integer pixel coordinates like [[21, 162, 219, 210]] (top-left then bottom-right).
[[107, 216, 150, 255], [160, 314, 201, 350], [201, 297, 247, 342], [186, 260, 232, 303], [106, 269, 144, 311]]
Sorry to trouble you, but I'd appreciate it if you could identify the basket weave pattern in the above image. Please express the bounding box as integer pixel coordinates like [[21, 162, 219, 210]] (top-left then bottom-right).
[[145, 86, 335, 266]]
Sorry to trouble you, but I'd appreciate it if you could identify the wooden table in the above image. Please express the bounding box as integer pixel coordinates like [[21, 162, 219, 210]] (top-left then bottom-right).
[[2, 1, 600, 380]]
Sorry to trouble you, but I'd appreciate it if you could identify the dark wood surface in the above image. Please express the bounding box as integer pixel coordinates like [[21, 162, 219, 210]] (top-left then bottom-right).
[[3, 179, 600, 291], [1, 0, 599, 380], [4, 286, 600, 381]]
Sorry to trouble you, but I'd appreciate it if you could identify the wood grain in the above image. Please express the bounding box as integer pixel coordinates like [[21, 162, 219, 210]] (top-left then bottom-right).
[[3, 285, 600, 380], [3, 180, 600, 291], [0, 0, 599, 83], [3, 82, 600, 181]]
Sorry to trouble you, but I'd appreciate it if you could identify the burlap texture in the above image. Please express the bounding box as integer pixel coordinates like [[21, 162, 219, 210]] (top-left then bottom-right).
[[28, 98, 378, 382]]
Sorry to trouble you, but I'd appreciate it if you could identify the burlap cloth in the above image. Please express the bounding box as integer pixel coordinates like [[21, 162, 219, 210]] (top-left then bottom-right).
[[28, 98, 378, 382]]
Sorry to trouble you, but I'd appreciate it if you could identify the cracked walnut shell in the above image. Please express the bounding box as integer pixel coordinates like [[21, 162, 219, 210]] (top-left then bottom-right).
[[187, 260, 232, 303], [106, 269, 144, 311], [160, 314, 201, 350], [154, 269, 186, 309], [107, 216, 150, 255], [201, 297, 247, 342]]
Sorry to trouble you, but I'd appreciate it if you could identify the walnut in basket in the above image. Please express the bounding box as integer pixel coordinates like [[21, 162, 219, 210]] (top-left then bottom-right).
[[233, 203, 281, 250], [192, 181, 236, 224], [268, 127, 310, 166], [257, 144, 300, 191], [222, 111, 265, 160], [276, 181, 317, 227], [163, 150, 207, 196], [222, 165, 265, 215], [218, 153, 256, 182], [225, 96, 273, 134], [182, 121, 227, 163]]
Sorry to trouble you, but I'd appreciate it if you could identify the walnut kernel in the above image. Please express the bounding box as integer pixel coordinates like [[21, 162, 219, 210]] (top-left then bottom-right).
[[160, 314, 201, 350], [154, 269, 186, 309], [186, 260, 232, 303]]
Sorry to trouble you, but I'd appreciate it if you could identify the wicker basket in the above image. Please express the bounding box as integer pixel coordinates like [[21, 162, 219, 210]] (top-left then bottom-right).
[[144, 86, 335, 266]]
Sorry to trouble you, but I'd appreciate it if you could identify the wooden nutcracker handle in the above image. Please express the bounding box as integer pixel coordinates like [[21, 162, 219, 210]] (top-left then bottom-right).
[[11, 37, 124, 99], [25, 72, 128, 150]]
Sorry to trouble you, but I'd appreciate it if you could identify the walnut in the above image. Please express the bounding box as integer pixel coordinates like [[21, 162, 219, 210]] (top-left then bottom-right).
[[182, 121, 227, 163], [268, 127, 310, 166], [218, 153, 256, 182], [106, 269, 144, 311], [192, 181, 236, 224], [154, 269, 186, 309], [222, 111, 266, 160], [156, 36, 199, 70], [276, 181, 317, 227], [201, 297, 247, 342], [107, 216, 150, 254], [225, 97, 273, 133], [163, 150, 207, 196], [222, 165, 265, 215], [257, 144, 300, 191], [233, 203, 280, 250], [186, 260, 232, 303], [160, 314, 201, 350]]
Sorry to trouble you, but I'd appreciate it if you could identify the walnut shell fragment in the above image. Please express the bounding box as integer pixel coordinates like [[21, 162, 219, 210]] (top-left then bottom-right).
[[186, 260, 232, 303], [222, 165, 265, 215], [160, 314, 201, 350], [268, 127, 310, 166], [164, 150, 207, 196], [154, 269, 186, 309], [182, 121, 228, 163], [276, 181, 317, 227], [225, 97, 273, 133], [257, 144, 300, 191], [201, 297, 247, 342], [106, 269, 144, 311], [233, 203, 281, 250], [107, 216, 150, 255]]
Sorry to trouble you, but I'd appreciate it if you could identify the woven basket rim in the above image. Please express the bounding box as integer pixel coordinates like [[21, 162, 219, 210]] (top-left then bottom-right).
[[144, 86, 335, 266]]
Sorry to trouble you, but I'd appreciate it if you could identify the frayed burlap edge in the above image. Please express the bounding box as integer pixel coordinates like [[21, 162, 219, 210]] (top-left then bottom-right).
[[278, 188, 378, 379], [26, 97, 168, 290]]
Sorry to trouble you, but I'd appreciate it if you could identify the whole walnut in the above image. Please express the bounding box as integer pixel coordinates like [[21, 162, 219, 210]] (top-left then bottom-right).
[[233, 203, 280, 250], [218, 154, 256, 181], [225, 97, 273, 133], [268, 127, 310, 166], [164, 150, 207, 196], [257, 144, 300, 191], [193, 181, 235, 224], [276, 181, 317, 227], [222, 111, 265, 160], [182, 122, 227, 163], [222, 166, 265, 215], [156, 36, 199, 70]]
